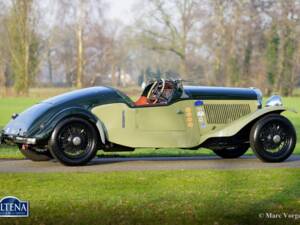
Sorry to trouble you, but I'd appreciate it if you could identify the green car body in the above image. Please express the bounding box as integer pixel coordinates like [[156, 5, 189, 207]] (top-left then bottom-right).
[[0, 80, 297, 165]]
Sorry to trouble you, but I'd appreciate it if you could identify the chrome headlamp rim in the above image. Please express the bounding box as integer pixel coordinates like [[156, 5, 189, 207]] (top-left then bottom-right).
[[266, 95, 283, 107]]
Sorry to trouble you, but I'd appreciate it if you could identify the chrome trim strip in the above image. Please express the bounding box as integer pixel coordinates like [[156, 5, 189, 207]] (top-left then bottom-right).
[[15, 137, 36, 144]]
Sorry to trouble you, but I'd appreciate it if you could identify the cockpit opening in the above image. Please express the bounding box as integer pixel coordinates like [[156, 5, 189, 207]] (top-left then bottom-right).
[[134, 79, 183, 106]]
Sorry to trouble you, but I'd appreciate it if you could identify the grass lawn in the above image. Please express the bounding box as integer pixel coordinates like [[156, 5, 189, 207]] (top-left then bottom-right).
[[0, 169, 299, 225]]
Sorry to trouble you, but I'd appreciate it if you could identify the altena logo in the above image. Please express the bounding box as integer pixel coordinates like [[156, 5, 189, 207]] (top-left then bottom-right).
[[0, 196, 29, 217]]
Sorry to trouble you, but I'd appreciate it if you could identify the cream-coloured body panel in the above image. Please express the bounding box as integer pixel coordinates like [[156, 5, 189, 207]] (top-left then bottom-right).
[[92, 100, 284, 148], [92, 101, 200, 148]]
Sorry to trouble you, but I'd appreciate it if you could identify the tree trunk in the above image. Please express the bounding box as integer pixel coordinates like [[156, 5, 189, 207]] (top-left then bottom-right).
[[24, 41, 29, 95], [179, 57, 188, 80], [0, 64, 5, 96], [47, 50, 53, 84], [76, 24, 83, 88], [111, 63, 117, 86]]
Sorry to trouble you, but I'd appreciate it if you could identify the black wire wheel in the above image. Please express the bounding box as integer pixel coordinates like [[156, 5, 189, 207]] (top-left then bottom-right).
[[250, 114, 296, 162], [18, 145, 53, 161], [49, 117, 99, 166], [212, 144, 249, 159]]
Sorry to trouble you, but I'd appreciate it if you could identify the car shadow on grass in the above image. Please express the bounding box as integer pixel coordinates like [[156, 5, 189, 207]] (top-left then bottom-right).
[[86, 154, 300, 167], [90, 154, 237, 163]]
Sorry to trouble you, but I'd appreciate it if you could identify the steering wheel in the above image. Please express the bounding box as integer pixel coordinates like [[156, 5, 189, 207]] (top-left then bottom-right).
[[147, 79, 166, 104]]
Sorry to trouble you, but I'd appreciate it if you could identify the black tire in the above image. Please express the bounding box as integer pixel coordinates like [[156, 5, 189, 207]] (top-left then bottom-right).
[[212, 144, 249, 158], [18, 145, 53, 161], [49, 117, 98, 166], [250, 114, 296, 162]]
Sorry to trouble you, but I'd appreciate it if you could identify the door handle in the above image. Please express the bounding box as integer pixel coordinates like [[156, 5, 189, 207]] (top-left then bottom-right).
[[176, 109, 184, 115]]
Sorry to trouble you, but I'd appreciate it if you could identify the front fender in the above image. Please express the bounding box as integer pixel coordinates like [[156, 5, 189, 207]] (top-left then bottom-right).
[[34, 106, 106, 144], [199, 106, 291, 144]]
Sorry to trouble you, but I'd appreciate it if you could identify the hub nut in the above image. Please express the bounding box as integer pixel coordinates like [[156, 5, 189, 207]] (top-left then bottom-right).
[[72, 137, 81, 146], [273, 135, 281, 144]]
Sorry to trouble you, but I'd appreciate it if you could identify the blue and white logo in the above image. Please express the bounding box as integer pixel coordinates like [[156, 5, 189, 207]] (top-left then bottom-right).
[[0, 196, 29, 217], [194, 100, 204, 106]]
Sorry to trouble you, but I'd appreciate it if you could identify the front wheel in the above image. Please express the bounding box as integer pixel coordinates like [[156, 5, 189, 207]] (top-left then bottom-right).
[[49, 117, 99, 166], [212, 144, 249, 159], [250, 114, 296, 162]]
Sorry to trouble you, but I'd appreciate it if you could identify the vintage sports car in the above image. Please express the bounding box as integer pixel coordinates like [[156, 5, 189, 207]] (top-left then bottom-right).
[[0, 79, 297, 166]]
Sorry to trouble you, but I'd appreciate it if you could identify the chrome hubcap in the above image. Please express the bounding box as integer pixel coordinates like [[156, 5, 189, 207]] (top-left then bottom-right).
[[72, 136, 81, 146], [273, 135, 281, 144]]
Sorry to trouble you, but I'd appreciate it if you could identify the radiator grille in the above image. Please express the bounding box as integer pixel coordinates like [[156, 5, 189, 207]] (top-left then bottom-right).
[[204, 104, 251, 124]]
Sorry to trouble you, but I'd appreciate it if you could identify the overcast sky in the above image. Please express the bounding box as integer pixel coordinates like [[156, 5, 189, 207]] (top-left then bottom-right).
[[107, 0, 137, 24]]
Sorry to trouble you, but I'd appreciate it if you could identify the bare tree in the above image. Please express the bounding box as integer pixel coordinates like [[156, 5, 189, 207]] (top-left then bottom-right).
[[5, 0, 40, 95], [135, 0, 205, 79], [57, 0, 106, 88]]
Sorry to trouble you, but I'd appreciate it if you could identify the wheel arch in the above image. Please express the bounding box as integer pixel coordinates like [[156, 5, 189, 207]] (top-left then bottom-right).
[[40, 107, 107, 145], [233, 110, 285, 138]]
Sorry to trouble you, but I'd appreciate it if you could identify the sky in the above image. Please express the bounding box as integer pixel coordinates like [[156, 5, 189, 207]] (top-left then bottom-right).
[[107, 0, 137, 24]]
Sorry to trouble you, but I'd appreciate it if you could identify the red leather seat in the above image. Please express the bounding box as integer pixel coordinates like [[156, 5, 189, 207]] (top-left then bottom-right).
[[134, 96, 148, 106]]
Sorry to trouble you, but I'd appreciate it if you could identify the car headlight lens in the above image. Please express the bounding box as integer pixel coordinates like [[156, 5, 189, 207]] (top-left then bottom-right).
[[266, 95, 283, 107]]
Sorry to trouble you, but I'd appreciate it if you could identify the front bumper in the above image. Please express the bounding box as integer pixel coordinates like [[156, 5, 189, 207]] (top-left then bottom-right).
[[15, 137, 36, 144], [0, 133, 36, 145]]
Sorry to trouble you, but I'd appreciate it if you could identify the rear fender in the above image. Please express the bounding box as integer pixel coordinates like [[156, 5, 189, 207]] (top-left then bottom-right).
[[35, 107, 106, 144], [199, 106, 293, 144]]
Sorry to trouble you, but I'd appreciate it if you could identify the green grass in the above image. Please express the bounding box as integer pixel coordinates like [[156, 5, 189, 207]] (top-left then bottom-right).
[[0, 96, 299, 158], [0, 169, 300, 225], [0, 97, 43, 127]]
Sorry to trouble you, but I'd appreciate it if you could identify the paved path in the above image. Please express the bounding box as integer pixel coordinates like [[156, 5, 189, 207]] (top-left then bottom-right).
[[0, 155, 299, 173]]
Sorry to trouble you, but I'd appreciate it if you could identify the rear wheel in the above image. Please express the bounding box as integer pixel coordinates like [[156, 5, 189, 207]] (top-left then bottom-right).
[[49, 118, 98, 166], [212, 144, 249, 159], [18, 145, 52, 161], [250, 114, 296, 162]]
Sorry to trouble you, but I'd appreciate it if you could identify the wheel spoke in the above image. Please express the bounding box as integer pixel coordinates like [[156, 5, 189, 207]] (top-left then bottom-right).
[[258, 120, 292, 155], [57, 122, 92, 159]]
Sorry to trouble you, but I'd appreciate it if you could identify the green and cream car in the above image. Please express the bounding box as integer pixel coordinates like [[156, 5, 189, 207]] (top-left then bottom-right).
[[1, 79, 297, 166]]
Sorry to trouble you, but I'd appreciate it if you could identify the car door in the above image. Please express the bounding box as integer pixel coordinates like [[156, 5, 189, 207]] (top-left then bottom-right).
[[132, 100, 200, 148], [132, 103, 186, 147], [135, 104, 185, 131]]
